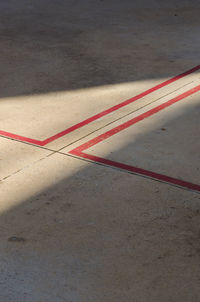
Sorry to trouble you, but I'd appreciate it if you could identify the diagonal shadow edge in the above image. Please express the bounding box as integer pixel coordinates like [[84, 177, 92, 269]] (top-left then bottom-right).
[[69, 84, 200, 192]]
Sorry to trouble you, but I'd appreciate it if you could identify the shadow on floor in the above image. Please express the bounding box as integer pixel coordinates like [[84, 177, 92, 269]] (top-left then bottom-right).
[[0, 0, 200, 98]]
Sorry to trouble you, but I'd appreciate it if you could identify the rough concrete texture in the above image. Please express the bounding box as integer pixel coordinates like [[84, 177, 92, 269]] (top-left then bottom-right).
[[0, 0, 200, 301]]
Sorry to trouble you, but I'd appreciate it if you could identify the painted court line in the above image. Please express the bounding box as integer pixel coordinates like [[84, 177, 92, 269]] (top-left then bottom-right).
[[69, 84, 200, 192], [0, 130, 44, 146], [0, 65, 200, 146]]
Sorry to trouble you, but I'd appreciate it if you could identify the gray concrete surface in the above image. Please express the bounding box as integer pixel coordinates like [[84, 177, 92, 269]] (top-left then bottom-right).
[[1, 0, 200, 301]]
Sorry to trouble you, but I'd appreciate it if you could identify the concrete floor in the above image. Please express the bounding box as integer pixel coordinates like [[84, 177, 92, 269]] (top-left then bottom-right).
[[1, 0, 200, 301]]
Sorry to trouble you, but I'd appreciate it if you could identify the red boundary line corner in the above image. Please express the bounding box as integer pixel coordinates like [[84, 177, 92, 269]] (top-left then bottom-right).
[[69, 84, 200, 192], [0, 65, 200, 146]]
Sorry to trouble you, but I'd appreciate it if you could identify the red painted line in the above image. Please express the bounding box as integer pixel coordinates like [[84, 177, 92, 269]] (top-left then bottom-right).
[[41, 65, 200, 145], [69, 84, 200, 192], [0, 130, 44, 146], [70, 84, 200, 153], [0, 65, 200, 145], [75, 153, 200, 192]]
